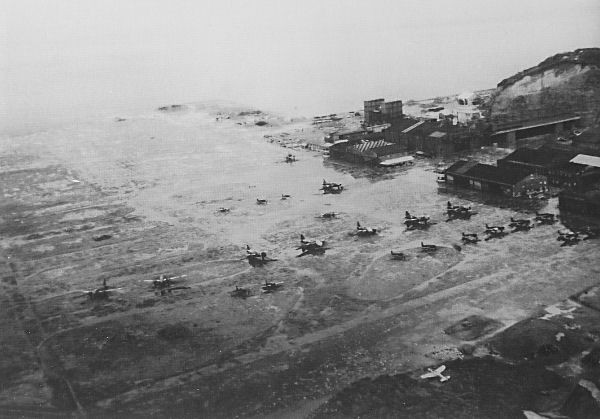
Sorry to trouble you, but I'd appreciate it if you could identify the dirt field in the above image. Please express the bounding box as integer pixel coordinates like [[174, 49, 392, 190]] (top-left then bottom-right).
[[1, 103, 599, 417]]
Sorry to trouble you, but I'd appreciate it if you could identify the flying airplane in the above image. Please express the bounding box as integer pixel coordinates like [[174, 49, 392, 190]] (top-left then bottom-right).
[[261, 280, 284, 293], [256, 198, 268, 205], [420, 365, 450, 382], [355, 221, 377, 236], [281, 194, 292, 200], [217, 207, 231, 213]]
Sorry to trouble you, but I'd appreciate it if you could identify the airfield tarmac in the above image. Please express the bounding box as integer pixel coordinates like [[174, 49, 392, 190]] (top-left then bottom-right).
[[1, 104, 599, 417]]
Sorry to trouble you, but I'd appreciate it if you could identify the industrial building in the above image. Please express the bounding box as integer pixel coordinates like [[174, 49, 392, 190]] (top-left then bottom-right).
[[364, 99, 404, 126], [490, 113, 581, 148], [445, 160, 548, 197], [497, 145, 583, 187], [328, 139, 406, 165], [401, 119, 483, 157], [558, 154, 600, 217]]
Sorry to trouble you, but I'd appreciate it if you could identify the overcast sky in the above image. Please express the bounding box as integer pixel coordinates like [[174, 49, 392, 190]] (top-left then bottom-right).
[[2, 0, 599, 134]]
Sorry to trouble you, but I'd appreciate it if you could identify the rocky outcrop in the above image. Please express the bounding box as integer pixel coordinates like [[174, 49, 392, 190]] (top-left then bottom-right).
[[490, 48, 600, 127]]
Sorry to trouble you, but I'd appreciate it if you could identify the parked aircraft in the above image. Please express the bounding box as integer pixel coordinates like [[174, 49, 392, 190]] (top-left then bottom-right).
[[405, 211, 431, 230], [461, 232, 480, 244], [297, 234, 328, 257], [390, 250, 407, 260], [421, 242, 438, 252], [144, 274, 187, 290], [535, 212, 556, 225], [230, 286, 252, 298], [356, 221, 377, 236], [261, 280, 284, 293], [321, 179, 344, 194]]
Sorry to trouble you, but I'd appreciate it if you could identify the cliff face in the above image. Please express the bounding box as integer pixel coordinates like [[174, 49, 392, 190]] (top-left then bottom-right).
[[490, 48, 600, 127]]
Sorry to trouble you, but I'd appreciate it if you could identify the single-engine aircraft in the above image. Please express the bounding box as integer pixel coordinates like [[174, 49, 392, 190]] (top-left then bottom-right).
[[509, 217, 531, 228], [321, 179, 344, 194], [446, 201, 477, 220], [78, 279, 122, 301], [217, 207, 230, 213], [390, 250, 407, 260], [356, 221, 377, 236], [484, 223, 505, 233], [579, 226, 599, 240], [245, 245, 277, 267], [230, 286, 252, 298], [144, 274, 187, 290], [421, 242, 438, 252], [535, 212, 556, 225], [461, 232, 480, 244], [256, 198, 268, 205], [484, 225, 508, 241], [420, 365, 450, 382], [557, 230, 580, 246], [509, 217, 532, 232], [318, 212, 338, 219], [261, 280, 284, 293], [297, 234, 328, 257], [405, 211, 431, 230], [281, 194, 292, 200]]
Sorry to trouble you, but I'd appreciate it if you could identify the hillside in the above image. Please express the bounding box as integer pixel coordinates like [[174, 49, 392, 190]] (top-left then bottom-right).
[[490, 48, 600, 127]]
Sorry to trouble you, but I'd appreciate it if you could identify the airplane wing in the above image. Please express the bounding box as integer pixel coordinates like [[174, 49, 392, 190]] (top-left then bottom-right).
[[420, 372, 437, 379], [434, 365, 446, 373]]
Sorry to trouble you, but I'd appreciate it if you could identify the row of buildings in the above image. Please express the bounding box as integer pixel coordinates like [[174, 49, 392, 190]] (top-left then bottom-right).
[[444, 145, 600, 216], [327, 98, 485, 166]]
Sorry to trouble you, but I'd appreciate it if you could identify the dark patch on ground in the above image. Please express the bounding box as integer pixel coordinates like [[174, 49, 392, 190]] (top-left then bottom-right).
[[444, 315, 503, 341], [313, 357, 568, 418], [486, 305, 600, 365], [574, 285, 600, 312]]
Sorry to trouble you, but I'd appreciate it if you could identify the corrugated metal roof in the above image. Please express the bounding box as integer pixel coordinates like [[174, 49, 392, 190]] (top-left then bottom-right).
[[570, 154, 600, 168], [351, 140, 391, 153]]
